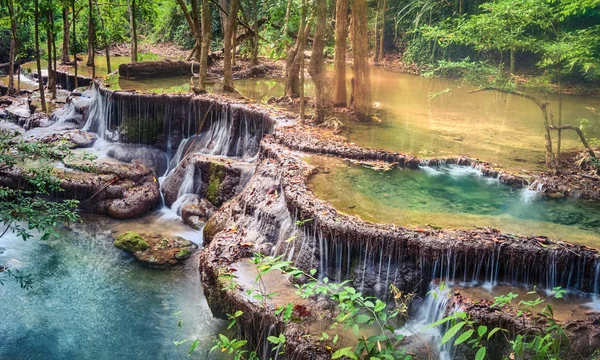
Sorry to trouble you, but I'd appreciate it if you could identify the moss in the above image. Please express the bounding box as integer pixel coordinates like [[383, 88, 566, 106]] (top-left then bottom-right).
[[155, 238, 170, 250], [119, 113, 163, 145], [175, 248, 192, 259], [206, 162, 225, 205], [114, 231, 150, 252]]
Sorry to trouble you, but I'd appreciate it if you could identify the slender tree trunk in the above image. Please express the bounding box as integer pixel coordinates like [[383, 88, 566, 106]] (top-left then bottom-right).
[[378, 0, 386, 61], [250, 0, 259, 66], [223, 0, 238, 91], [308, 0, 330, 123], [510, 48, 515, 74], [232, 21, 238, 66], [350, 0, 371, 120], [284, 0, 292, 34], [191, 0, 202, 62], [87, 0, 96, 77], [34, 0, 46, 111], [373, 0, 380, 63], [95, 0, 111, 73], [7, 0, 17, 95], [53, 24, 57, 98], [299, 0, 306, 123], [46, 11, 57, 98], [218, 0, 229, 35], [8, 37, 15, 95], [62, 7, 71, 63], [285, 22, 309, 97], [73, 0, 78, 88], [128, 0, 138, 62], [199, 0, 212, 90]]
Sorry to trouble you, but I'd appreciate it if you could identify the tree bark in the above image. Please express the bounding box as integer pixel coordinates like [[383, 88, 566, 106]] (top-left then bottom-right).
[[331, 0, 347, 107], [350, 0, 372, 120], [250, 0, 259, 66], [46, 10, 57, 98], [285, 22, 310, 97], [128, 0, 138, 62], [510, 48, 515, 74], [299, 0, 306, 123], [62, 7, 71, 63], [200, 0, 212, 90], [308, 0, 330, 123], [95, 0, 111, 73], [191, 0, 202, 62], [378, 0, 386, 61], [87, 0, 96, 76], [284, 0, 292, 34], [218, 0, 229, 35], [34, 0, 46, 111], [231, 21, 238, 66], [73, 0, 78, 88], [8, 37, 15, 95], [373, 0, 379, 63], [7, 0, 17, 95], [223, 0, 238, 91]]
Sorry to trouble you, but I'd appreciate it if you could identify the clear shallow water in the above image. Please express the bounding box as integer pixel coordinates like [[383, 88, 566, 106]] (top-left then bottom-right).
[[110, 65, 600, 172], [0, 217, 224, 360], [308, 156, 600, 247]]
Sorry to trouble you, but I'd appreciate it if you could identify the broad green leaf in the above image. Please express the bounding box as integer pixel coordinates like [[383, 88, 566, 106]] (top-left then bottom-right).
[[477, 326, 488, 337], [355, 314, 372, 324], [188, 339, 200, 356], [332, 347, 359, 360], [454, 329, 474, 346], [475, 347, 486, 360], [441, 321, 465, 345]]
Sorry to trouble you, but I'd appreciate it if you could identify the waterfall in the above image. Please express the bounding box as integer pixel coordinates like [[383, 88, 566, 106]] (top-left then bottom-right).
[[396, 283, 456, 360]]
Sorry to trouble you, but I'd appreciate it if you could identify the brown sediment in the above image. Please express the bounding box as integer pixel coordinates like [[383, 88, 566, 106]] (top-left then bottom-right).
[[530, 149, 600, 201], [275, 124, 529, 187], [447, 290, 600, 359]]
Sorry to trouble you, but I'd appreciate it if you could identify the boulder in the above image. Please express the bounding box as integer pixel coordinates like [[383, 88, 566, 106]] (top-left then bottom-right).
[[114, 231, 198, 267]]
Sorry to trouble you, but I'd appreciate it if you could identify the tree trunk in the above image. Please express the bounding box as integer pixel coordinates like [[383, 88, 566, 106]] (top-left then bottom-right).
[[53, 22, 58, 99], [34, 0, 46, 111], [73, 0, 78, 88], [308, 0, 330, 123], [200, 0, 212, 90], [62, 7, 71, 63], [223, 0, 238, 91], [284, 0, 292, 34], [378, 0, 386, 61], [510, 48, 515, 74], [7, 0, 17, 95], [191, 0, 202, 62], [95, 0, 112, 73], [350, 0, 371, 120], [332, 0, 347, 106], [250, 0, 259, 66], [128, 0, 138, 62], [232, 21, 238, 66], [299, 0, 306, 123], [373, 0, 379, 63], [46, 11, 57, 98], [285, 23, 310, 97], [8, 37, 15, 95], [218, 0, 229, 35], [87, 0, 96, 76]]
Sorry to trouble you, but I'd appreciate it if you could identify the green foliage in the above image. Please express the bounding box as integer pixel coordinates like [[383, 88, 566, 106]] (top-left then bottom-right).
[[0, 130, 81, 288]]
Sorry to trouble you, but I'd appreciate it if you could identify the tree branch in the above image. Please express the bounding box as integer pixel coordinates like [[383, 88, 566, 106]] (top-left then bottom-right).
[[549, 125, 596, 158]]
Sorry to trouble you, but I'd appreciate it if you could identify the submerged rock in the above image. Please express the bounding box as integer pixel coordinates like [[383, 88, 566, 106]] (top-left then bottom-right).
[[114, 231, 198, 267], [181, 197, 217, 229]]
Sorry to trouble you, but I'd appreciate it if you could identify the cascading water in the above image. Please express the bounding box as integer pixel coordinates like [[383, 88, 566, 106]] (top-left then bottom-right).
[[396, 283, 456, 360]]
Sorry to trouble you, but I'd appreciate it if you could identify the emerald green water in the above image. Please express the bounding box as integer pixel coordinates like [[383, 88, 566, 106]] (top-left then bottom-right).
[[308, 156, 600, 247]]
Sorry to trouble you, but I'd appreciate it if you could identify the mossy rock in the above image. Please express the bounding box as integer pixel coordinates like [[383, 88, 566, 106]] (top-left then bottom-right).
[[206, 162, 226, 204], [114, 231, 150, 252], [175, 248, 192, 259]]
